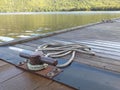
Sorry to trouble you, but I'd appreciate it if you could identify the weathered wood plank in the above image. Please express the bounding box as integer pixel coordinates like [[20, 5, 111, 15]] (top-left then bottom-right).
[[0, 63, 23, 83], [48, 82, 75, 90], [1, 72, 52, 90], [75, 53, 120, 66], [0, 60, 7, 67], [35, 82, 75, 90], [75, 53, 120, 73]]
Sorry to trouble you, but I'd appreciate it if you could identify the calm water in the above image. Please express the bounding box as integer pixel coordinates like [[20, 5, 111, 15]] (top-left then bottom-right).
[[0, 11, 120, 42]]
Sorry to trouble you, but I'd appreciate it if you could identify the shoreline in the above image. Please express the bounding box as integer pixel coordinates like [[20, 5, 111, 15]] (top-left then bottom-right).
[[0, 11, 120, 15]]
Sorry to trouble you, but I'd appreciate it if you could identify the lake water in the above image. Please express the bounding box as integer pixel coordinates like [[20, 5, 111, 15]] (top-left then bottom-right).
[[0, 11, 120, 42]]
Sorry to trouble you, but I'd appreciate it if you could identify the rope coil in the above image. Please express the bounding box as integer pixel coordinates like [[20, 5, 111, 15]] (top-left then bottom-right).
[[36, 43, 95, 68]]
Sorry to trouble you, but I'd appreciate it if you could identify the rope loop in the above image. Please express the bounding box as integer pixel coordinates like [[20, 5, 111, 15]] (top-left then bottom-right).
[[36, 43, 94, 68]]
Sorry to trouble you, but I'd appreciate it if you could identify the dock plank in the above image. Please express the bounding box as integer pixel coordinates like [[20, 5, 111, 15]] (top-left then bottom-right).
[[0, 60, 7, 67], [75, 54, 120, 73], [1, 72, 52, 90], [0, 63, 23, 83], [35, 82, 74, 90]]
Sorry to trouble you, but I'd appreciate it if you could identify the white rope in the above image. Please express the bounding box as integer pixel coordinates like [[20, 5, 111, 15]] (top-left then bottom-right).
[[57, 51, 76, 68], [27, 62, 48, 71], [46, 51, 72, 57], [36, 43, 94, 68]]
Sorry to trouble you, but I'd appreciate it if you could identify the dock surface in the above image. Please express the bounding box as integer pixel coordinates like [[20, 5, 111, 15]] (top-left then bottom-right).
[[1, 18, 120, 90], [0, 60, 74, 90]]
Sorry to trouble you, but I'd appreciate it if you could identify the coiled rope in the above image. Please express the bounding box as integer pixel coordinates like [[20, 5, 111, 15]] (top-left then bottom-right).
[[36, 43, 94, 68]]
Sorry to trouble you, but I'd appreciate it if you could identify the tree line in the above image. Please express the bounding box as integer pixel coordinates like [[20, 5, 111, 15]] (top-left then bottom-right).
[[0, 0, 120, 12]]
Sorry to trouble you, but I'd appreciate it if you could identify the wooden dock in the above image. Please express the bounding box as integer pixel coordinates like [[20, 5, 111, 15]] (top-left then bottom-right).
[[1, 18, 120, 90], [0, 60, 74, 90]]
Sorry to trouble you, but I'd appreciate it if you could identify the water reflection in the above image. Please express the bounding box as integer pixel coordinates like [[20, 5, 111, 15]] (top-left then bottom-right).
[[0, 11, 120, 42], [0, 36, 14, 42]]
